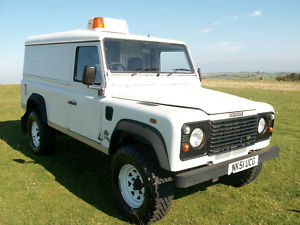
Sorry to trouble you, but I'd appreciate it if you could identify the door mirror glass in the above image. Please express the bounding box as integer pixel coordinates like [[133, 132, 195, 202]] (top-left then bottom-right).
[[83, 65, 96, 85]]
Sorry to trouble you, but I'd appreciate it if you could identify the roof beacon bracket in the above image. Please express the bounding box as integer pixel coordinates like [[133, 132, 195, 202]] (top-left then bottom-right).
[[87, 17, 129, 34]]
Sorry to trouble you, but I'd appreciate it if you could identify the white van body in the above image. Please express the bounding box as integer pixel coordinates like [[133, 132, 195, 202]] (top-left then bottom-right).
[[21, 17, 279, 224], [22, 28, 275, 171]]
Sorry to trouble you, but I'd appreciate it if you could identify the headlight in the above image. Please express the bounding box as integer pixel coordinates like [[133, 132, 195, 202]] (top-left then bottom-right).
[[190, 128, 204, 148], [256, 112, 275, 142], [258, 118, 266, 133], [180, 121, 209, 160]]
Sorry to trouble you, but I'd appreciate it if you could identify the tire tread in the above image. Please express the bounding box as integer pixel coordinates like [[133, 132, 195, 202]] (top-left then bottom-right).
[[221, 163, 263, 187], [112, 144, 174, 224], [27, 111, 56, 155]]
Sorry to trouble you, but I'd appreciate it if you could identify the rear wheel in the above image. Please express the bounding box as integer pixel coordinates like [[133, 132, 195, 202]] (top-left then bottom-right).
[[221, 163, 263, 187], [111, 144, 174, 224], [27, 111, 56, 155]]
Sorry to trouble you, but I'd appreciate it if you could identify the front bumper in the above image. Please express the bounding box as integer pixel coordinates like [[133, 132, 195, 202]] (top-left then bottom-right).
[[174, 146, 280, 188]]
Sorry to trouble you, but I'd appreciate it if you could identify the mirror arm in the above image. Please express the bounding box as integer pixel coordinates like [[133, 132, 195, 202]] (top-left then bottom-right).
[[197, 68, 202, 82], [87, 85, 105, 96]]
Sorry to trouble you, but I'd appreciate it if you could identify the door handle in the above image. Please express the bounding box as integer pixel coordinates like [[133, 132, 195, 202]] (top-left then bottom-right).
[[67, 100, 77, 106]]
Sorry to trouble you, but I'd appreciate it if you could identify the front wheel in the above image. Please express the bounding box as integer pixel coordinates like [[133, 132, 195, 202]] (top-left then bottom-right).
[[111, 145, 174, 224], [221, 163, 263, 187]]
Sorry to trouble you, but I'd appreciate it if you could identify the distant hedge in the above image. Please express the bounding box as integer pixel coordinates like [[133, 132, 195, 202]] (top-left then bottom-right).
[[276, 73, 300, 81]]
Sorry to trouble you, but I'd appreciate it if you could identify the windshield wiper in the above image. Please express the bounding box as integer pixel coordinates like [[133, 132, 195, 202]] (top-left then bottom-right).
[[173, 68, 191, 72], [167, 68, 191, 76], [131, 68, 159, 76]]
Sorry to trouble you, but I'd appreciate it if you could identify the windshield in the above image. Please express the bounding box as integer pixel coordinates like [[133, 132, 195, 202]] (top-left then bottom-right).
[[103, 39, 194, 74]]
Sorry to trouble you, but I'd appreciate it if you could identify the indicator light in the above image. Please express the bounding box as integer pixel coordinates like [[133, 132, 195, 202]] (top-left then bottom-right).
[[267, 126, 273, 133], [150, 118, 157, 124], [182, 143, 190, 152]]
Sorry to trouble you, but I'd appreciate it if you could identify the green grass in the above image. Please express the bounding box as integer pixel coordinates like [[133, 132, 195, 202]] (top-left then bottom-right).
[[0, 83, 299, 224]]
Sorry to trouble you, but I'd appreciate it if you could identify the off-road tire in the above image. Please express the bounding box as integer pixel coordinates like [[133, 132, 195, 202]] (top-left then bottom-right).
[[27, 111, 56, 155], [111, 144, 174, 224], [221, 163, 263, 187]]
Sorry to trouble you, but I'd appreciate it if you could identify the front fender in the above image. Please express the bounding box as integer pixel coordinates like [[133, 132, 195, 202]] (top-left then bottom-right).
[[111, 119, 170, 171]]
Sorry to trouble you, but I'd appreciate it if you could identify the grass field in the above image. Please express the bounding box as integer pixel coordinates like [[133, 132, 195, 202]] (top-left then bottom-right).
[[202, 78, 300, 92], [0, 80, 299, 225], [202, 72, 285, 80]]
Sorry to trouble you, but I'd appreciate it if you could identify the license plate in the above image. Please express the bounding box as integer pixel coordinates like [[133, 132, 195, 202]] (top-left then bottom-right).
[[228, 155, 259, 175]]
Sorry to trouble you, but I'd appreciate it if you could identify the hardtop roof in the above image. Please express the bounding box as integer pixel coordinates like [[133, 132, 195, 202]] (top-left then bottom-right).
[[25, 29, 186, 46]]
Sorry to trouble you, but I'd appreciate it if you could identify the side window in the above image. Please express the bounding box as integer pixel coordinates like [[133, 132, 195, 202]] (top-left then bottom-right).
[[74, 46, 102, 84]]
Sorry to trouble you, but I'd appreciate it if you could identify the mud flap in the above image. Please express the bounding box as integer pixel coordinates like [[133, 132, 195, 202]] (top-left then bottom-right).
[[21, 111, 29, 133]]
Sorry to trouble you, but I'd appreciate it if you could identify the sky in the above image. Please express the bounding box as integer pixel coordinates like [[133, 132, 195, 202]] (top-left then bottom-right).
[[0, 0, 299, 84]]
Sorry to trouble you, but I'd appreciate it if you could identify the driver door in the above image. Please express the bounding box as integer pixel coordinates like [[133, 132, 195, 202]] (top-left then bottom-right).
[[68, 43, 104, 143]]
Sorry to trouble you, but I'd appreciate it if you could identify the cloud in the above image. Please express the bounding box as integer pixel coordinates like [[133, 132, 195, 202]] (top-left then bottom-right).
[[199, 28, 212, 33], [212, 21, 221, 26], [228, 15, 240, 20], [207, 42, 243, 51], [249, 10, 262, 17], [198, 22, 221, 33]]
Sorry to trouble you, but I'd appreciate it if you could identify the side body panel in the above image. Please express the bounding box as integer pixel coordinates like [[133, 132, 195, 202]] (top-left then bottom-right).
[[22, 43, 76, 128], [22, 41, 105, 144]]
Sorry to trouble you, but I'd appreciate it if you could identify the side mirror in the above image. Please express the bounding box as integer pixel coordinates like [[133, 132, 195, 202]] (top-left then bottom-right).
[[197, 68, 202, 81], [83, 65, 96, 85]]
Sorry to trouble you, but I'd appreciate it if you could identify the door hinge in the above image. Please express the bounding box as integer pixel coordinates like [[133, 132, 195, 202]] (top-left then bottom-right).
[[98, 88, 105, 96]]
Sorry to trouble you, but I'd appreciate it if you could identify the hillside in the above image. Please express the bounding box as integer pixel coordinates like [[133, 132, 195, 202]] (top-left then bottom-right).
[[203, 72, 289, 79]]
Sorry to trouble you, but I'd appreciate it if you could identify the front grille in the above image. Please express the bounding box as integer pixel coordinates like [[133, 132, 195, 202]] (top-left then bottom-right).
[[209, 116, 258, 154]]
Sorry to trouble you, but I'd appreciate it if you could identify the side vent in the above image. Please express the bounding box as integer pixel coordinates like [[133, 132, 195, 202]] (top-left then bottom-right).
[[105, 106, 113, 121]]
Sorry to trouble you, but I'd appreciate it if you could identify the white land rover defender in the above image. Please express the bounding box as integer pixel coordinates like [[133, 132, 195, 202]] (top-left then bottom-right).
[[21, 17, 279, 224]]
